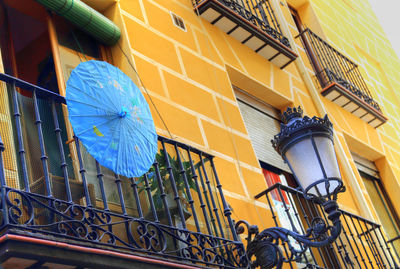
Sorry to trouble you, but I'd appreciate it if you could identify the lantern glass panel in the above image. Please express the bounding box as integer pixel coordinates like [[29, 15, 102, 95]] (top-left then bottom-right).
[[314, 136, 340, 179], [285, 137, 324, 191], [285, 136, 340, 197]]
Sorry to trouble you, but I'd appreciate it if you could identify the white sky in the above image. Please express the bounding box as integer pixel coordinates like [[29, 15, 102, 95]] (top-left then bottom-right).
[[369, 0, 400, 59]]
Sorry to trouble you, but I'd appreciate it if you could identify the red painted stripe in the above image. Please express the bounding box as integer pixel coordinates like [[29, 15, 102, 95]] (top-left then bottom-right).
[[0, 234, 202, 269]]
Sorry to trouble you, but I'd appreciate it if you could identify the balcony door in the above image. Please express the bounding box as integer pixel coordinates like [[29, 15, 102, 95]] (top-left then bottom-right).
[[0, 0, 139, 215], [0, 0, 67, 190]]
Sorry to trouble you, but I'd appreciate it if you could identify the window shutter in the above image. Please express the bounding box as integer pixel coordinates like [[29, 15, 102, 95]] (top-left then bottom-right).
[[236, 92, 290, 173], [351, 152, 379, 178]]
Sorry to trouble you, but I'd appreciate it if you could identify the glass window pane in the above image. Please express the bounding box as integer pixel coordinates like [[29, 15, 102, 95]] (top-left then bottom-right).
[[362, 174, 400, 240]]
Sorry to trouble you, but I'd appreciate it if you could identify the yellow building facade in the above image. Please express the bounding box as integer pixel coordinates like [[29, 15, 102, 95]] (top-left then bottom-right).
[[0, 0, 399, 268], [116, 0, 400, 267], [118, 0, 399, 235]]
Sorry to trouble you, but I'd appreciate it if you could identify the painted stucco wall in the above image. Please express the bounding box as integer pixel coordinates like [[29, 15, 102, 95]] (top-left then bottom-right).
[[112, 0, 400, 242]]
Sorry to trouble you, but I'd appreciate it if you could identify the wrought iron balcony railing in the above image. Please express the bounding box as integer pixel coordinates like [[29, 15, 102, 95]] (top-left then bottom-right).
[[193, 0, 297, 69], [299, 28, 387, 128], [0, 73, 248, 268], [388, 235, 400, 263], [255, 183, 399, 268]]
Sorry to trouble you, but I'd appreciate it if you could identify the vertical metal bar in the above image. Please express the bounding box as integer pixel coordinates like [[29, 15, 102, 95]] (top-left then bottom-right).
[[32, 91, 52, 197], [354, 66, 373, 97], [335, 234, 353, 268], [324, 42, 346, 81], [0, 134, 9, 225], [130, 178, 143, 218], [114, 174, 127, 215], [302, 195, 329, 268], [74, 136, 92, 207], [265, 0, 282, 36], [366, 224, 387, 268], [339, 213, 362, 268], [292, 192, 319, 265], [244, 0, 252, 20], [254, 0, 266, 28], [113, 173, 135, 247], [371, 225, 391, 268], [313, 33, 341, 84], [201, 155, 226, 239], [391, 240, 400, 267], [249, 1, 258, 23], [319, 205, 349, 268], [265, 191, 294, 269], [95, 161, 109, 211], [187, 149, 212, 235], [307, 32, 330, 74], [341, 56, 363, 95], [11, 82, 30, 191], [350, 215, 374, 268], [174, 144, 200, 232], [160, 140, 186, 229], [284, 189, 313, 264], [197, 165, 218, 236], [343, 214, 368, 268], [143, 173, 158, 222], [51, 100, 72, 202], [379, 227, 400, 268], [210, 156, 239, 241], [153, 159, 173, 226], [313, 34, 341, 83], [340, 57, 358, 92], [47, 14, 81, 183], [276, 186, 297, 231], [358, 219, 383, 269]]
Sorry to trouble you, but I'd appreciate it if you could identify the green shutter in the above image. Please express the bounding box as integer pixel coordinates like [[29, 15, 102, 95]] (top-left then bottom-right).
[[36, 0, 121, 46]]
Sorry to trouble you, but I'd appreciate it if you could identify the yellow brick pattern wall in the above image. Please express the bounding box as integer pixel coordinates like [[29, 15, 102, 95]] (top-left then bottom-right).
[[116, 0, 400, 233]]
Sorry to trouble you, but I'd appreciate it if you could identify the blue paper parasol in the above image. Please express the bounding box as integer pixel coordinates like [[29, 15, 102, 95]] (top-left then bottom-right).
[[66, 60, 158, 178]]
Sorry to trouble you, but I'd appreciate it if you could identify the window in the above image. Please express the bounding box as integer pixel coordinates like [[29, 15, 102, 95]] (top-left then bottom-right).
[[170, 12, 186, 31], [353, 153, 400, 248], [234, 87, 290, 173]]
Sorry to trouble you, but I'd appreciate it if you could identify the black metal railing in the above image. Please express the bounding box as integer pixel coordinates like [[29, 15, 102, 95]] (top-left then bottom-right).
[[193, 0, 290, 48], [0, 73, 248, 268], [300, 28, 381, 112], [388, 235, 400, 263], [255, 183, 399, 268]]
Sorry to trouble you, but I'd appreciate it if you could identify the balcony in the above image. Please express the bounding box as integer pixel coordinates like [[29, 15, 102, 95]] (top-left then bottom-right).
[[299, 29, 387, 128], [192, 0, 297, 69], [0, 74, 248, 268], [255, 183, 399, 268]]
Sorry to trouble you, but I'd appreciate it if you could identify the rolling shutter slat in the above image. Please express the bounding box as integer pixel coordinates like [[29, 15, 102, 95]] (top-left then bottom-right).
[[237, 100, 290, 173]]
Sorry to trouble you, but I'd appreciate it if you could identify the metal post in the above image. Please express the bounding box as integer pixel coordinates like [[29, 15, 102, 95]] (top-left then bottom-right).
[[0, 134, 9, 226], [32, 91, 52, 197], [51, 100, 72, 202], [11, 81, 30, 191], [96, 161, 109, 211], [74, 136, 92, 207], [161, 139, 186, 229]]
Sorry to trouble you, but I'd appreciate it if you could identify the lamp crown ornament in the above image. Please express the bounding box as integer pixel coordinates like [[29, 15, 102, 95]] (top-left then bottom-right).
[[272, 108, 333, 157], [281, 106, 303, 124]]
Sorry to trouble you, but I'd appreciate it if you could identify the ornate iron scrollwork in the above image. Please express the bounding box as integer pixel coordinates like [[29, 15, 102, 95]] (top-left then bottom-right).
[[0, 187, 249, 268], [236, 197, 344, 269]]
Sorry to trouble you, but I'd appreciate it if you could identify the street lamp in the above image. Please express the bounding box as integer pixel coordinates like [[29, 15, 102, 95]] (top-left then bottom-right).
[[236, 107, 345, 269]]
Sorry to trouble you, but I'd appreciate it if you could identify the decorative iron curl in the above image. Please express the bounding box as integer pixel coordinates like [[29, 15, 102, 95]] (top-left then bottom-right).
[[237, 199, 342, 269], [6, 189, 34, 225]]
